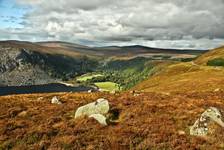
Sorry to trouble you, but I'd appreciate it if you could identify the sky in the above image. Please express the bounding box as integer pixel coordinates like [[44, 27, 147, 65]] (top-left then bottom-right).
[[0, 0, 224, 49]]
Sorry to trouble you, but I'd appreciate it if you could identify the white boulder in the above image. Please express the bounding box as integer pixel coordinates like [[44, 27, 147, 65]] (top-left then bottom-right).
[[74, 98, 109, 118], [51, 96, 62, 104]]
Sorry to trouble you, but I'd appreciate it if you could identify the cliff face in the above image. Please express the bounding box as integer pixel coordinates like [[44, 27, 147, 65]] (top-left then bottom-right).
[[0, 42, 99, 86], [0, 48, 57, 86]]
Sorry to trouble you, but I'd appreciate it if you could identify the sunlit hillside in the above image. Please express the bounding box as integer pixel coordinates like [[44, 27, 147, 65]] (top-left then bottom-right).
[[133, 62, 224, 93], [195, 46, 224, 65], [133, 46, 224, 93]]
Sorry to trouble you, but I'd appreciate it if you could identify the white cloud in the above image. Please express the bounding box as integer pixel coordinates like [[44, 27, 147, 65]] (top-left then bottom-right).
[[1, 0, 224, 49]]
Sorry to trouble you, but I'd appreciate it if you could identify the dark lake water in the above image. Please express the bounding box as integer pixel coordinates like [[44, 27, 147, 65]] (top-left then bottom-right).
[[0, 83, 93, 96]]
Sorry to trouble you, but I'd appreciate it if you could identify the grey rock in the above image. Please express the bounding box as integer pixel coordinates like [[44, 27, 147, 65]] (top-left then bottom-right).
[[0, 47, 57, 86], [190, 107, 224, 136]]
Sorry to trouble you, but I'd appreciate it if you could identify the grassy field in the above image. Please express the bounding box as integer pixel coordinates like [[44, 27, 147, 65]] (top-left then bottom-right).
[[76, 73, 103, 82], [94, 82, 120, 92]]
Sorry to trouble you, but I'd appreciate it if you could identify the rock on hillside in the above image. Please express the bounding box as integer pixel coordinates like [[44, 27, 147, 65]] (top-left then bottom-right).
[[0, 92, 224, 149]]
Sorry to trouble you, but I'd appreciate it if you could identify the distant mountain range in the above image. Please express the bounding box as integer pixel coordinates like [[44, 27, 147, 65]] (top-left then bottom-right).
[[0, 40, 208, 86], [0, 40, 207, 58]]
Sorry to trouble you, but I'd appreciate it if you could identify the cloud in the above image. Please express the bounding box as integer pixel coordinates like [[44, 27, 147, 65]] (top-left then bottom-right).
[[1, 0, 224, 49]]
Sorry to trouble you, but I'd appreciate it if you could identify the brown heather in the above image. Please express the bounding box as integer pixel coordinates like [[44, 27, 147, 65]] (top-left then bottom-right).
[[0, 91, 223, 149]]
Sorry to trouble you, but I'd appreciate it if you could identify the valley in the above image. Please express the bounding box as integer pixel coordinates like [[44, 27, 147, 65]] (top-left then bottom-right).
[[0, 40, 205, 94]]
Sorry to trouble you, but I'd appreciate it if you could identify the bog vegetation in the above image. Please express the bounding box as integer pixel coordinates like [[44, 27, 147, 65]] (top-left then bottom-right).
[[0, 91, 224, 149]]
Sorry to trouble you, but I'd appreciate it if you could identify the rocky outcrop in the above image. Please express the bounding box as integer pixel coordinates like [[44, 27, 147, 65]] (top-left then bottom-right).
[[190, 107, 224, 136], [74, 98, 109, 118], [0, 47, 57, 86], [0, 42, 99, 86]]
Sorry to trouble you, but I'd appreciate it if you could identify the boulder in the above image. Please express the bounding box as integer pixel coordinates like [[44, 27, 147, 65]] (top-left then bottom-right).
[[89, 114, 108, 126], [190, 107, 224, 136], [74, 98, 109, 118], [51, 96, 62, 104], [88, 89, 93, 93]]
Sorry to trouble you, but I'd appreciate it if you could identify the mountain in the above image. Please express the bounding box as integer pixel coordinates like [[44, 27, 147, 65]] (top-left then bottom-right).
[[37, 41, 90, 49], [133, 46, 224, 93], [0, 41, 98, 86], [0, 40, 206, 59], [0, 40, 206, 86], [93, 45, 207, 58], [35, 41, 207, 58], [0, 40, 85, 58]]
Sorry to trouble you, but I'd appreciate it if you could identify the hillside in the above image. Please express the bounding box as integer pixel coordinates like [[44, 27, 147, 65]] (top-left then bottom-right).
[[0, 41, 83, 58], [0, 91, 223, 149], [195, 46, 224, 65], [134, 46, 224, 93], [133, 62, 224, 93]]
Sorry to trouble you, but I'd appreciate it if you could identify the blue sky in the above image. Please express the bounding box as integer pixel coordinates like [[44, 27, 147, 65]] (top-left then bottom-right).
[[0, 0, 28, 28]]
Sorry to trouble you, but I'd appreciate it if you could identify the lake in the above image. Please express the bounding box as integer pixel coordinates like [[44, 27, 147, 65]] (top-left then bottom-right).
[[0, 83, 94, 96]]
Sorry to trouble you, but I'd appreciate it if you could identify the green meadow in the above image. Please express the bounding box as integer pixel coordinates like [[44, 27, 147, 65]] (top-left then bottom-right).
[[94, 82, 120, 92]]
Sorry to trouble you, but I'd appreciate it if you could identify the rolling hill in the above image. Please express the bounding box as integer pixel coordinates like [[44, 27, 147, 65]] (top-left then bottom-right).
[[0, 40, 206, 59], [0, 40, 206, 86], [37, 41, 207, 58], [195, 45, 224, 65], [133, 45, 224, 93]]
